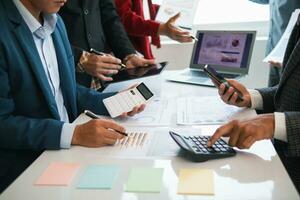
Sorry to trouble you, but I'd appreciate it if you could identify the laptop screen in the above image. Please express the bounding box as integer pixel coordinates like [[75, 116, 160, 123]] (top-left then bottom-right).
[[190, 30, 256, 75]]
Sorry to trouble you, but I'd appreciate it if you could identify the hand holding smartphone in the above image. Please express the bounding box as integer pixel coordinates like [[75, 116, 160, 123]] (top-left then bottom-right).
[[203, 65, 244, 102]]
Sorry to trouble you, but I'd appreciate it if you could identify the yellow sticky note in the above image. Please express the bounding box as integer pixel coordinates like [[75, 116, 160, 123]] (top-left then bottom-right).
[[177, 168, 214, 195]]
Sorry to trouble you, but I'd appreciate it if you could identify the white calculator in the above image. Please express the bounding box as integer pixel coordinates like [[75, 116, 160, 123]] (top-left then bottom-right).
[[103, 83, 154, 118]]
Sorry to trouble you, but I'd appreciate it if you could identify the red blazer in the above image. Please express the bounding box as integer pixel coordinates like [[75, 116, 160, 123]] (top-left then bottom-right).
[[115, 0, 161, 59]]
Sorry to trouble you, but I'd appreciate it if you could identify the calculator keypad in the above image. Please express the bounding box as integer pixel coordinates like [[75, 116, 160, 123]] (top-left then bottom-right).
[[184, 136, 232, 154]]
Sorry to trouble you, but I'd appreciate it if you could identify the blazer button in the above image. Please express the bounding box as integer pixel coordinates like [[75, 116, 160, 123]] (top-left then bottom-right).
[[88, 33, 92, 40], [84, 9, 89, 15]]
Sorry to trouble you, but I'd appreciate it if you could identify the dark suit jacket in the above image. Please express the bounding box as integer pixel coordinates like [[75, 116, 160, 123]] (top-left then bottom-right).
[[115, 0, 160, 59], [257, 15, 300, 190], [0, 0, 114, 192], [59, 0, 136, 88]]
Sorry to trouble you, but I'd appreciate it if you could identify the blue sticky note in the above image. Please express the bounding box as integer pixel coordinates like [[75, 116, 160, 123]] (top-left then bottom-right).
[[77, 165, 119, 189]]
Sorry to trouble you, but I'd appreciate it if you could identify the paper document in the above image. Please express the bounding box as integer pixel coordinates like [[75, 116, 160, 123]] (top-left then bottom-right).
[[113, 98, 173, 126], [263, 9, 300, 63], [125, 167, 164, 193], [77, 165, 119, 189], [35, 162, 80, 186], [177, 96, 257, 125], [156, 0, 199, 29], [177, 168, 214, 195], [73, 98, 172, 127]]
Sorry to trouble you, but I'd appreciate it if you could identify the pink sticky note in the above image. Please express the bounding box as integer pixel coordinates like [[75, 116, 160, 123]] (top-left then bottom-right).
[[35, 162, 80, 186]]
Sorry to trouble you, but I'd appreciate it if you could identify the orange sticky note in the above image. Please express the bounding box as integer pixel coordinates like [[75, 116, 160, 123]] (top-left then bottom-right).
[[177, 168, 214, 195], [35, 162, 80, 186]]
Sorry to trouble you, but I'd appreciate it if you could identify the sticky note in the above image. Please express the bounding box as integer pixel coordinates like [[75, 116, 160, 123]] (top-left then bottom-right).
[[177, 168, 214, 195], [125, 167, 164, 193], [35, 162, 80, 186], [77, 165, 119, 189]]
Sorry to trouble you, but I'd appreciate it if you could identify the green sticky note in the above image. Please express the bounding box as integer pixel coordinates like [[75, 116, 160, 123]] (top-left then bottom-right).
[[125, 167, 164, 193], [77, 165, 119, 189]]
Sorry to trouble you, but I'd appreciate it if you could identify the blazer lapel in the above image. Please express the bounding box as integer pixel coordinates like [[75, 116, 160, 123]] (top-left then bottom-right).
[[52, 28, 77, 120], [5, 1, 60, 119]]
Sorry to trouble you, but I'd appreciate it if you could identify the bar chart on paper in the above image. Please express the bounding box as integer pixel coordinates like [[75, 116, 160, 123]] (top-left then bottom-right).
[[115, 132, 149, 149], [98, 130, 154, 158]]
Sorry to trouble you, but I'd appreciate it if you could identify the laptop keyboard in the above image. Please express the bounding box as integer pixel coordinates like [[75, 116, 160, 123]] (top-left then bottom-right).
[[182, 70, 208, 78], [183, 70, 239, 79]]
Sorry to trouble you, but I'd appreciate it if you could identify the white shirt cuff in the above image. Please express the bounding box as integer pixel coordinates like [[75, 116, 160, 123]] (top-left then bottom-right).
[[248, 89, 264, 110], [60, 123, 76, 149], [273, 112, 287, 142]]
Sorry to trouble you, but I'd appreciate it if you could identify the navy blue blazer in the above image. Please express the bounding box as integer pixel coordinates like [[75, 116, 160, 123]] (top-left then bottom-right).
[[0, 0, 114, 191]]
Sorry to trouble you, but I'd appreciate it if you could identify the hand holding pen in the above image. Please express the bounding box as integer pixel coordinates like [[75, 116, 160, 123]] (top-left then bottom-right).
[[84, 110, 128, 136], [71, 111, 127, 147], [90, 48, 127, 70], [78, 48, 124, 81]]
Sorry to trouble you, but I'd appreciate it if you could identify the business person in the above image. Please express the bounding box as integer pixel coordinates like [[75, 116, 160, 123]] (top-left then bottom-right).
[[115, 0, 193, 59], [250, 0, 300, 86], [0, 0, 144, 192], [59, 1, 155, 91], [208, 14, 300, 191]]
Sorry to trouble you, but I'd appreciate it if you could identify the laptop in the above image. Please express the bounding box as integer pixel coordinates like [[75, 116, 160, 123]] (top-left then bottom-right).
[[167, 30, 256, 86]]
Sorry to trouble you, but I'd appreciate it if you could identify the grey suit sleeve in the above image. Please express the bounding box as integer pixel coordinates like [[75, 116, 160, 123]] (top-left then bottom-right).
[[285, 112, 300, 156], [256, 86, 278, 113]]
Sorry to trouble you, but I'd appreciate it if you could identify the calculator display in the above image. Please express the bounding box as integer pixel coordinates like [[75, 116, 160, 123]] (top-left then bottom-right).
[[137, 83, 153, 100]]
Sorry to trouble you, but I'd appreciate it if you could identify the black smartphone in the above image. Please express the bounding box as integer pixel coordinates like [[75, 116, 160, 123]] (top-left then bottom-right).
[[203, 65, 244, 102]]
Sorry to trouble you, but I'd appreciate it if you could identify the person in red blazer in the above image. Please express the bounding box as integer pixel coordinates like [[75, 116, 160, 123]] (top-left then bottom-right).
[[115, 0, 193, 59]]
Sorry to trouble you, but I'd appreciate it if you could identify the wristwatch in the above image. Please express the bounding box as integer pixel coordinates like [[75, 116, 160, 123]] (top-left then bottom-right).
[[76, 51, 88, 73]]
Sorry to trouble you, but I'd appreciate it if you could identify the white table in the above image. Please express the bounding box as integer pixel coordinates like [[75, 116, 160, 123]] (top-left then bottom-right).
[[1, 72, 299, 200]]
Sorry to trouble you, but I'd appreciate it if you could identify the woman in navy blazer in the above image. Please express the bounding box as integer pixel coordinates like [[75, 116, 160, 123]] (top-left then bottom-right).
[[0, 0, 144, 192]]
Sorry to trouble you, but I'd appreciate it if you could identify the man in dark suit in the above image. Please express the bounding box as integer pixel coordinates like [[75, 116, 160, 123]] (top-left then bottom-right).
[[0, 0, 144, 192], [59, 0, 155, 91], [208, 14, 300, 191]]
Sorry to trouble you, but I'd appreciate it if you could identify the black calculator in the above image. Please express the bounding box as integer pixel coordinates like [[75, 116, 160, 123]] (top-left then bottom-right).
[[169, 131, 236, 162]]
